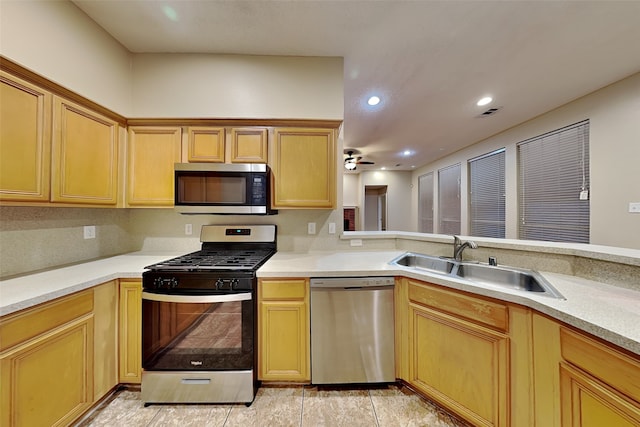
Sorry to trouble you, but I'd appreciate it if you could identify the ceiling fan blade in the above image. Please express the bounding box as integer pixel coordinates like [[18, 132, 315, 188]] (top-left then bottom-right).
[[357, 161, 375, 165]]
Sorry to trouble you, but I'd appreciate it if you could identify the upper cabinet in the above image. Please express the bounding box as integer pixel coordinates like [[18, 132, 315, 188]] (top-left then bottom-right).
[[126, 126, 182, 207], [271, 127, 336, 209], [1, 66, 125, 207], [51, 96, 119, 205], [0, 71, 52, 202], [185, 126, 268, 164], [230, 127, 268, 163], [186, 126, 225, 163]]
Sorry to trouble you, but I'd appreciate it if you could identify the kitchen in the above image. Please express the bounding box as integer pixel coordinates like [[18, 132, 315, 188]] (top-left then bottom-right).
[[1, 1, 640, 426]]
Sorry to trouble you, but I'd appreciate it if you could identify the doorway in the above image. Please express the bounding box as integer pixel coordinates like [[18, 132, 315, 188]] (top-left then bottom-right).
[[364, 185, 387, 231]]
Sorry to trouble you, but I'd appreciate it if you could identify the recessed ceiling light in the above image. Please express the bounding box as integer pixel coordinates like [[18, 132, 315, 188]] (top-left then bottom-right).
[[367, 96, 381, 106], [402, 150, 412, 156], [381, 167, 387, 170], [477, 96, 493, 106]]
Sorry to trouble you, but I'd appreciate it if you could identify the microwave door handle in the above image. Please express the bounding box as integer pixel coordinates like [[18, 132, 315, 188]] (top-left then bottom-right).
[[141, 291, 252, 303]]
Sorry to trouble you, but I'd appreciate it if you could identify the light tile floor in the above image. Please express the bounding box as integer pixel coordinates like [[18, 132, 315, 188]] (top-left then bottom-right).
[[79, 385, 471, 427]]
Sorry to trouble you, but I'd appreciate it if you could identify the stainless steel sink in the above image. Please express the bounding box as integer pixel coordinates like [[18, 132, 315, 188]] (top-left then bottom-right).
[[390, 252, 456, 274], [390, 252, 565, 299], [455, 263, 564, 298]]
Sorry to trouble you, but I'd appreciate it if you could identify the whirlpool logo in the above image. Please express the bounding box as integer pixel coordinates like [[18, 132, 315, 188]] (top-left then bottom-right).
[[190, 360, 203, 366]]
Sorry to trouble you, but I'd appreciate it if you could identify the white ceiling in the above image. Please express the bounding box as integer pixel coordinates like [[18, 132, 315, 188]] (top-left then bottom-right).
[[72, 0, 640, 171]]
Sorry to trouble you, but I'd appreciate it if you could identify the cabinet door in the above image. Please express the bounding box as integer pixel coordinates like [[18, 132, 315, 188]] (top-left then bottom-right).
[[409, 303, 509, 427], [271, 128, 336, 208], [127, 126, 181, 206], [0, 316, 94, 427], [0, 71, 52, 202], [119, 279, 142, 383], [230, 127, 268, 163], [259, 301, 309, 381], [186, 126, 225, 162], [560, 363, 640, 427], [258, 278, 310, 381], [93, 281, 118, 398], [51, 96, 119, 204]]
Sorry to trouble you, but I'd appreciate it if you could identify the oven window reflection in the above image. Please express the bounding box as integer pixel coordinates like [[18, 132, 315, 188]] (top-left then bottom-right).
[[142, 300, 254, 371]]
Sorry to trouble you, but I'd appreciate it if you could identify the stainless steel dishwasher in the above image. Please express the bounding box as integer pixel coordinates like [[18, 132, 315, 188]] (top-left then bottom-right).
[[310, 277, 395, 384]]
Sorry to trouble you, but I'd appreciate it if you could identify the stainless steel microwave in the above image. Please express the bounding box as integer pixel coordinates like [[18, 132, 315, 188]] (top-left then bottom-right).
[[174, 163, 277, 215]]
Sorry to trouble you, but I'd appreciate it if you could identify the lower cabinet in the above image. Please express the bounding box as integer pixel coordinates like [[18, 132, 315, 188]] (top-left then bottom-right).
[[0, 290, 95, 427], [119, 279, 142, 384], [92, 281, 119, 400], [257, 278, 310, 381], [403, 278, 511, 427], [533, 313, 640, 427]]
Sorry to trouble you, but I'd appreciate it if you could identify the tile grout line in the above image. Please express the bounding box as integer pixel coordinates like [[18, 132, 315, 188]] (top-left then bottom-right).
[[300, 386, 306, 427], [368, 389, 381, 427]]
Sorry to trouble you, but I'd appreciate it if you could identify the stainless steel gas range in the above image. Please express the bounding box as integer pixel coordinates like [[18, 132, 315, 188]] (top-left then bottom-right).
[[141, 224, 276, 406]]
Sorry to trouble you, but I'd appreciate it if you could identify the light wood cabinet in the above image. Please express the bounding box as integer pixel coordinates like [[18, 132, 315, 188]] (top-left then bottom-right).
[[258, 278, 310, 382], [126, 126, 182, 207], [406, 279, 510, 427], [533, 313, 640, 427], [93, 281, 119, 398], [51, 96, 120, 205], [186, 126, 225, 162], [119, 279, 142, 383], [271, 127, 336, 208], [0, 71, 52, 202], [0, 291, 95, 427], [185, 126, 268, 163], [230, 127, 268, 163]]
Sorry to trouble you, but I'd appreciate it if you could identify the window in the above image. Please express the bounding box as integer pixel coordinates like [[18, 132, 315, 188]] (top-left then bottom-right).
[[418, 172, 434, 233], [438, 163, 461, 234], [469, 149, 505, 238], [518, 120, 590, 243]]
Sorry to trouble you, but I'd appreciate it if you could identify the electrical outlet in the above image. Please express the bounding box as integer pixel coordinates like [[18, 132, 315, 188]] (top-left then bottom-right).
[[83, 225, 96, 239], [185, 224, 193, 235], [328, 222, 336, 234], [350, 239, 363, 247], [629, 202, 640, 213], [307, 222, 316, 235]]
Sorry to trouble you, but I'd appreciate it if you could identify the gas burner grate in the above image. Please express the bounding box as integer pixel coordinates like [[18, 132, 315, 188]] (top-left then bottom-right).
[[145, 249, 275, 271]]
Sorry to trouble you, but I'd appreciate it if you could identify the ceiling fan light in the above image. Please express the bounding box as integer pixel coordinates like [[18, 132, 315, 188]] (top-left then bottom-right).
[[345, 161, 357, 170]]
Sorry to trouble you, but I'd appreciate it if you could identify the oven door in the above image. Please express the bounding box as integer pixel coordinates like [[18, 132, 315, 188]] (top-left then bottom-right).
[[142, 292, 254, 371]]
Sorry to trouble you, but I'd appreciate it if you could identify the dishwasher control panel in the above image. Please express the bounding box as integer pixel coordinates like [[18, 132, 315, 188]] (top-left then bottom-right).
[[310, 277, 395, 288]]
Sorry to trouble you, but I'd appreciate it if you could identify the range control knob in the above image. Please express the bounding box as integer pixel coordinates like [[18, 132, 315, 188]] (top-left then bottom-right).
[[217, 279, 232, 291], [154, 277, 178, 289], [231, 279, 240, 290]]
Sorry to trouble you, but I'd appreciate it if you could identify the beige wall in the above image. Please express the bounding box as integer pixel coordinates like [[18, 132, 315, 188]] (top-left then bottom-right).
[[0, 0, 133, 115], [411, 72, 640, 249], [131, 54, 343, 119]]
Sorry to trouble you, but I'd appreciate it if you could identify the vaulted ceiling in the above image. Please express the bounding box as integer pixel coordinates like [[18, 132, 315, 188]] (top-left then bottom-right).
[[73, 0, 640, 171]]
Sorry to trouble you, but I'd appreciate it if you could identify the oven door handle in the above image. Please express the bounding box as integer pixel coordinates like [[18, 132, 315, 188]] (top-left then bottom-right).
[[141, 291, 252, 303]]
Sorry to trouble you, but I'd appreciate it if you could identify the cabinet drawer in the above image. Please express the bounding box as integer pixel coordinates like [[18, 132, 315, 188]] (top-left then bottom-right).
[[0, 290, 93, 352], [408, 279, 508, 332], [560, 327, 640, 403], [260, 279, 307, 300]]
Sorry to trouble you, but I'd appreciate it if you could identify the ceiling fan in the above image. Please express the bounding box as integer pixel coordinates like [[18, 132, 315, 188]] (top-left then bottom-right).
[[344, 149, 375, 170]]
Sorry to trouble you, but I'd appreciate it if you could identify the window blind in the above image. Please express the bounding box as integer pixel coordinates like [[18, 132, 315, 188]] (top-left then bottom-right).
[[469, 149, 505, 238], [418, 172, 434, 233], [438, 163, 461, 235], [518, 120, 590, 243]]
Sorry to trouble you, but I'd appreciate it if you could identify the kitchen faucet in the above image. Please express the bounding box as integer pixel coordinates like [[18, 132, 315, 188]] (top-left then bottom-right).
[[453, 235, 478, 262]]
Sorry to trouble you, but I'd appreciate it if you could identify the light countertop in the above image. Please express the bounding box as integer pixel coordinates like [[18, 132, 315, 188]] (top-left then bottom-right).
[[259, 251, 640, 355], [0, 252, 184, 316], [1, 249, 639, 357]]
